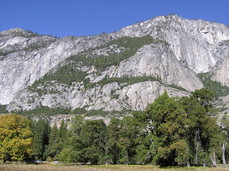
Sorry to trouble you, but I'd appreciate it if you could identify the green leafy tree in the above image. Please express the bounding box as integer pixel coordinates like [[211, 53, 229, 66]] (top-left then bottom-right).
[[132, 111, 154, 164], [80, 120, 108, 164], [107, 118, 123, 164], [0, 114, 33, 162], [147, 91, 190, 166], [58, 118, 108, 164], [180, 89, 221, 166]]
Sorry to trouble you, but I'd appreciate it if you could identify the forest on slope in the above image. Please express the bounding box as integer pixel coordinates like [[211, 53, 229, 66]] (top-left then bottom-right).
[[1, 88, 229, 167]]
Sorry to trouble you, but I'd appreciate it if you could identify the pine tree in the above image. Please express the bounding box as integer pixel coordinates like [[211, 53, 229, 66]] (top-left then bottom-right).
[[33, 119, 50, 160]]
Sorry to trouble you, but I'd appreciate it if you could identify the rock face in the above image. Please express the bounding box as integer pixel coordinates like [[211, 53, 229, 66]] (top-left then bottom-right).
[[1, 15, 229, 113], [115, 15, 229, 73], [211, 40, 229, 86], [0, 29, 111, 104]]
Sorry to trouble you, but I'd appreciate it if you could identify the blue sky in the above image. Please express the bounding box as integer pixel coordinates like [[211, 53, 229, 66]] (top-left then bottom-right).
[[1, 0, 228, 37]]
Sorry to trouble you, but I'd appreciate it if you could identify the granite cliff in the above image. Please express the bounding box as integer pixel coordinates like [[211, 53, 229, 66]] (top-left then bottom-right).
[[0, 15, 229, 115]]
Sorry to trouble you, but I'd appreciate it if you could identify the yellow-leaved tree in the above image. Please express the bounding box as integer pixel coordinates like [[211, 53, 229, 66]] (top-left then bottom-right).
[[0, 114, 33, 162]]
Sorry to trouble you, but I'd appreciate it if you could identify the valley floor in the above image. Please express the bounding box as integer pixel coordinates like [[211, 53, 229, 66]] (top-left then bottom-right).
[[0, 164, 229, 171]]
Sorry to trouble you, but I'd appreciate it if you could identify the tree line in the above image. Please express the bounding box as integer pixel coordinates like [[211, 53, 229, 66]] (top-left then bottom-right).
[[0, 88, 229, 166]]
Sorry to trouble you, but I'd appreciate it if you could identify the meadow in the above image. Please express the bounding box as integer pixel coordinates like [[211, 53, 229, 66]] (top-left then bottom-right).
[[0, 164, 229, 171]]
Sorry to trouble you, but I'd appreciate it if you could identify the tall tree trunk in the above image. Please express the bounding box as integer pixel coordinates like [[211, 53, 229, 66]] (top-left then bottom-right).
[[222, 142, 227, 165], [210, 151, 217, 167], [187, 161, 190, 167], [203, 160, 206, 167], [194, 129, 201, 165]]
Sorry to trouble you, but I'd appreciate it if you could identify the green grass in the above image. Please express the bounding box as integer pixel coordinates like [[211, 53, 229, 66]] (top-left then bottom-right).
[[198, 73, 229, 97]]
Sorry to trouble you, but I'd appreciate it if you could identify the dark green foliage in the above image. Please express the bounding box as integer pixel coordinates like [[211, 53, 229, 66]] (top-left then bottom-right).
[[69, 36, 156, 71], [84, 109, 110, 117], [5, 88, 228, 166], [32, 66, 88, 87], [18, 106, 71, 116], [90, 75, 162, 89], [0, 50, 15, 56], [44, 123, 59, 159], [29, 36, 157, 89], [49, 124, 59, 146], [145, 89, 221, 166], [18, 106, 130, 117], [0, 105, 7, 114], [69, 108, 87, 114], [45, 121, 69, 161], [28, 35, 185, 97], [32, 119, 51, 160], [59, 120, 68, 140], [198, 73, 229, 97], [169, 84, 188, 92], [58, 119, 108, 164], [80, 120, 108, 164], [146, 91, 190, 166], [107, 118, 123, 164]]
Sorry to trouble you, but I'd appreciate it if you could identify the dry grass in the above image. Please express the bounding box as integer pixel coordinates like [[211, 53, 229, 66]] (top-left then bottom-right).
[[0, 164, 228, 171]]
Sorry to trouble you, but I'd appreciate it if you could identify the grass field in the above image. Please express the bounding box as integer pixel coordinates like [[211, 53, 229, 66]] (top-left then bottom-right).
[[0, 164, 229, 171]]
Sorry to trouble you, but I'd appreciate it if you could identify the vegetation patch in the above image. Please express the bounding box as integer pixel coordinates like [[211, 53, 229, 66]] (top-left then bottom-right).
[[16, 106, 130, 117], [198, 73, 229, 97], [29, 36, 163, 89], [31, 66, 88, 88], [168, 84, 188, 92], [68, 35, 158, 71], [0, 105, 8, 114], [1, 89, 229, 167], [17, 106, 71, 117], [22, 39, 56, 51], [28, 35, 185, 96]]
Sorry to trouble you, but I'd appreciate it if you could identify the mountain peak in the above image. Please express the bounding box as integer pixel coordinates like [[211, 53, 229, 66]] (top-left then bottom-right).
[[0, 28, 39, 37], [1, 28, 25, 34], [1, 16, 229, 114]]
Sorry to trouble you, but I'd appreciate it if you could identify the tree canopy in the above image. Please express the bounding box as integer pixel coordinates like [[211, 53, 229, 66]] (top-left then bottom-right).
[[0, 88, 228, 167], [0, 114, 33, 162]]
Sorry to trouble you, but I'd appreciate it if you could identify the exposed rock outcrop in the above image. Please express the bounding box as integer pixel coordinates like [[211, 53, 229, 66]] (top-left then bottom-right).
[[1, 15, 229, 113]]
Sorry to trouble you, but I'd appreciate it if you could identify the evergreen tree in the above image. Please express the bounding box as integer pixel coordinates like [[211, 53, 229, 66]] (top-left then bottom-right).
[[44, 123, 59, 159], [33, 119, 50, 160], [58, 116, 85, 163], [108, 118, 123, 164], [80, 120, 108, 164], [59, 120, 67, 140]]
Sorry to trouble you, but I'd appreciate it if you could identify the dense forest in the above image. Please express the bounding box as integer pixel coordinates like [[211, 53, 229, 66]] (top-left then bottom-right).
[[0, 88, 229, 167]]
